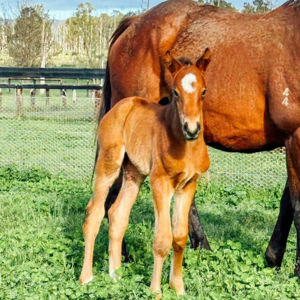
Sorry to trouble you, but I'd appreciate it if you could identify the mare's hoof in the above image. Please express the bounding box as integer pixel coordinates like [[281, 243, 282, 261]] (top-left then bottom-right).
[[294, 264, 300, 278], [265, 247, 283, 268]]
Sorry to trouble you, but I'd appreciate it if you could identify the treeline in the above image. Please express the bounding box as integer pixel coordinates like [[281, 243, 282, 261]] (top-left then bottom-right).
[[0, 0, 273, 68]]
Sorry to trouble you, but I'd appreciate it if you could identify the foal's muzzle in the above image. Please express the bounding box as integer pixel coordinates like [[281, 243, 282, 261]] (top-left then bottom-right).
[[183, 122, 201, 141]]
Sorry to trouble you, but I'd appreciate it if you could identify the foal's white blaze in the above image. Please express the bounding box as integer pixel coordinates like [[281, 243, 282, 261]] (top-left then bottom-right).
[[181, 73, 197, 94]]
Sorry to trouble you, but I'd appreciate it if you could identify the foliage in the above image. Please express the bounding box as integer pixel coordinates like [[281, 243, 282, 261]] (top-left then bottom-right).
[[64, 2, 124, 68], [242, 0, 272, 13], [0, 165, 299, 299], [198, 0, 235, 10], [7, 4, 52, 67]]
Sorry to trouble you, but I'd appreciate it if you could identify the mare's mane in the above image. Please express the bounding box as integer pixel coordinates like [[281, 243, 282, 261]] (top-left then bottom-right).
[[282, 0, 300, 9], [109, 16, 138, 48]]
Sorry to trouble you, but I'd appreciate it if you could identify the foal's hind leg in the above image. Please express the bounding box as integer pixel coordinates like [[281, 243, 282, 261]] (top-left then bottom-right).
[[170, 181, 197, 295], [108, 160, 145, 279], [79, 145, 125, 285]]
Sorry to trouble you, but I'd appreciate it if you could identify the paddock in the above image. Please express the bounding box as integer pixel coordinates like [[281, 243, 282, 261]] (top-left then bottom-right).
[[1, 86, 298, 299]]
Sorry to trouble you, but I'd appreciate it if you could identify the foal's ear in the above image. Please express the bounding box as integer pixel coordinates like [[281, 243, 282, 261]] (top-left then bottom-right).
[[196, 48, 211, 72], [163, 51, 183, 75]]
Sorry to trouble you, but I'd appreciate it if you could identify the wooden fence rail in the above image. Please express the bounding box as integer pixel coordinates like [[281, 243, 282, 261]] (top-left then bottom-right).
[[0, 67, 106, 115]]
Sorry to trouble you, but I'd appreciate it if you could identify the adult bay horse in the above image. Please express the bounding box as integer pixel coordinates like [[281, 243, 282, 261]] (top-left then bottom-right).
[[102, 0, 300, 276], [81, 50, 211, 296]]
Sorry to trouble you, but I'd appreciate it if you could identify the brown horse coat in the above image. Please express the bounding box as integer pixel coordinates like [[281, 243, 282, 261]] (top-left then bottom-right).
[[81, 52, 210, 295], [104, 0, 300, 276]]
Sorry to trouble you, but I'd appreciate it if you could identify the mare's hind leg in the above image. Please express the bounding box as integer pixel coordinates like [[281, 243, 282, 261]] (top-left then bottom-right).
[[79, 145, 125, 285], [108, 160, 145, 279], [170, 181, 197, 295], [188, 198, 211, 250], [265, 182, 293, 268], [284, 128, 300, 277]]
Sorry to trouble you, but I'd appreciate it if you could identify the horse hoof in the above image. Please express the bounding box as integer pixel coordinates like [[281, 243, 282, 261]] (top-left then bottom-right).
[[265, 247, 283, 268], [109, 270, 121, 282], [294, 264, 300, 278], [79, 274, 93, 285]]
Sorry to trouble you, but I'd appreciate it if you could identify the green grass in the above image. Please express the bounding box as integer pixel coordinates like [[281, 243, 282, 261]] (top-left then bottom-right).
[[0, 165, 299, 299]]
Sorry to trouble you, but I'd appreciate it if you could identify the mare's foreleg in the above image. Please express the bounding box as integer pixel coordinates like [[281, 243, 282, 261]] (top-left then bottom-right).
[[150, 176, 173, 295], [265, 181, 293, 268], [79, 145, 125, 285], [170, 181, 197, 295], [108, 160, 145, 279]]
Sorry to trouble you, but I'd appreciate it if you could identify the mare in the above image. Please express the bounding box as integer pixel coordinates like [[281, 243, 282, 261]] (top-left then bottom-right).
[[102, 0, 300, 276], [80, 49, 211, 296]]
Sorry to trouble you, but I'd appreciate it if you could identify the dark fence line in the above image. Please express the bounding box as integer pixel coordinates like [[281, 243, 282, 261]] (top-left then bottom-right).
[[0, 84, 101, 90], [0, 67, 106, 79], [0, 67, 105, 115]]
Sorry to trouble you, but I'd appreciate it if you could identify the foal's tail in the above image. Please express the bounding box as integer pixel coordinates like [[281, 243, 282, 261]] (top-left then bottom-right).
[[93, 16, 137, 177]]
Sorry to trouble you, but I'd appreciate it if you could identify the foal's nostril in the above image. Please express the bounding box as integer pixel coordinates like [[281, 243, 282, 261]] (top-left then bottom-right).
[[183, 122, 189, 133]]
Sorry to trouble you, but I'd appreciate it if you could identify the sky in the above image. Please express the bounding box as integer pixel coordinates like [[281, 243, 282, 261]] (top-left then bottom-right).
[[0, 0, 287, 19]]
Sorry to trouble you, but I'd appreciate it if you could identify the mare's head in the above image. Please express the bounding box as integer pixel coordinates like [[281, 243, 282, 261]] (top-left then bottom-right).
[[164, 48, 211, 141]]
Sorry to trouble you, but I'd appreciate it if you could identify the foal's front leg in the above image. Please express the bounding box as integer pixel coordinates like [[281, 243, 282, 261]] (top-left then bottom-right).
[[150, 175, 174, 295], [170, 181, 197, 295]]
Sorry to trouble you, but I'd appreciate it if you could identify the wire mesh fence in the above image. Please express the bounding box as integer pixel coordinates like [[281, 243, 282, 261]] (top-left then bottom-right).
[[0, 90, 287, 188]]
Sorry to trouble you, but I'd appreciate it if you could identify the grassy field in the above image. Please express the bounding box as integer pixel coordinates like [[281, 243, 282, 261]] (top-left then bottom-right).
[[0, 165, 299, 299], [1, 92, 297, 299]]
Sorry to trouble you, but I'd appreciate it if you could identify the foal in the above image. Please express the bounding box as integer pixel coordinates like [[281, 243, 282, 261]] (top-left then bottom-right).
[[79, 49, 211, 296]]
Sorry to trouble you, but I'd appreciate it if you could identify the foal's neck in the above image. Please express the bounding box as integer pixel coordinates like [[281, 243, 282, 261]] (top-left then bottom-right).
[[163, 100, 185, 142]]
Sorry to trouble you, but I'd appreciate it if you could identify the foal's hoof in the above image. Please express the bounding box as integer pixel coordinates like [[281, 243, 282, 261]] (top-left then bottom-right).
[[109, 270, 121, 282], [79, 273, 93, 285]]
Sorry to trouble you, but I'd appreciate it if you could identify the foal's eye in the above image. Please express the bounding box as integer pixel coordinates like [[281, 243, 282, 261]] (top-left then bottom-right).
[[173, 90, 179, 97], [201, 88, 206, 99]]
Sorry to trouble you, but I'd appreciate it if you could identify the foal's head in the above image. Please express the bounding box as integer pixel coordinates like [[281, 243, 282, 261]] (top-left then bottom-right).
[[164, 49, 211, 141]]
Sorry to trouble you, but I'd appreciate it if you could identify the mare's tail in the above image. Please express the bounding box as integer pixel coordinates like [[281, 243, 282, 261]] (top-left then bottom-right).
[[93, 16, 137, 177]]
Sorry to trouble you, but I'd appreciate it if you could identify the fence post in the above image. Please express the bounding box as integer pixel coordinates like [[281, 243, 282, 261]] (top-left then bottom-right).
[[16, 87, 23, 118], [46, 88, 50, 105], [61, 89, 67, 107], [30, 87, 36, 109], [73, 89, 77, 104], [94, 89, 102, 120], [0, 88, 2, 111], [86, 80, 89, 97]]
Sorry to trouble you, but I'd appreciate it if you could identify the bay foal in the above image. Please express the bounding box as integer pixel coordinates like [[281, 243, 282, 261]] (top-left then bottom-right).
[[79, 49, 211, 295]]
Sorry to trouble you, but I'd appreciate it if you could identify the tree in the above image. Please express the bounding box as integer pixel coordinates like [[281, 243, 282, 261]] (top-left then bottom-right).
[[65, 3, 124, 68], [65, 2, 99, 67], [198, 0, 235, 10], [7, 5, 52, 67], [242, 0, 272, 13]]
